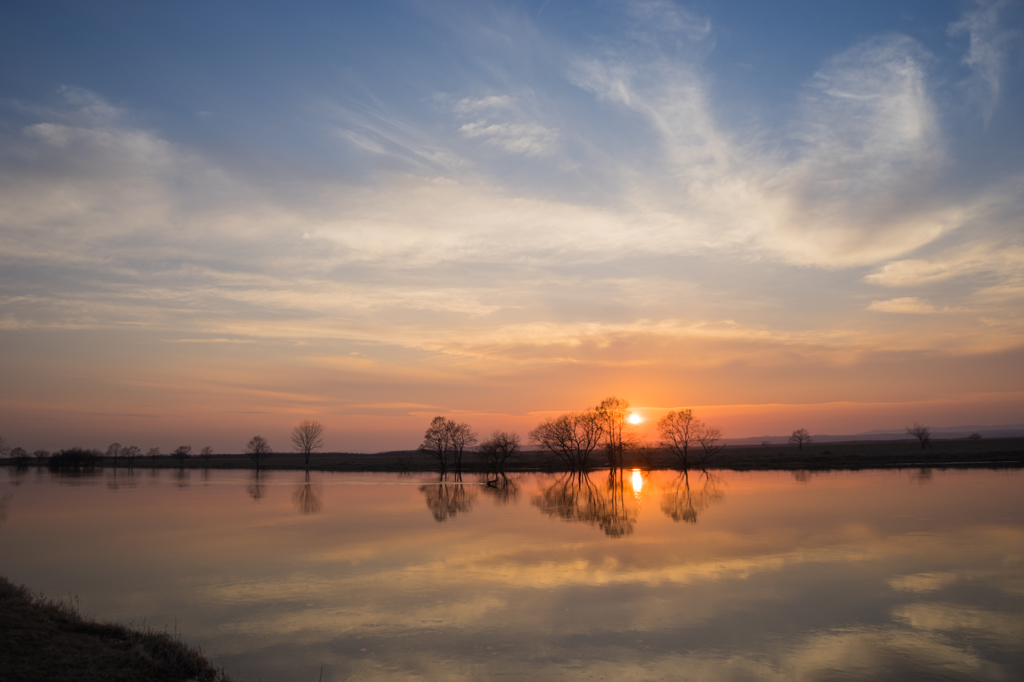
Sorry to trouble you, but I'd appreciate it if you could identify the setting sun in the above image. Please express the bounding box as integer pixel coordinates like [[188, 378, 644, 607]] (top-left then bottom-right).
[[628, 413, 643, 425]]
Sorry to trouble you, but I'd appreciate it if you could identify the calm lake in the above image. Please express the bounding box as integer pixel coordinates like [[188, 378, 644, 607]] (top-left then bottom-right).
[[1, 466, 1022, 681]]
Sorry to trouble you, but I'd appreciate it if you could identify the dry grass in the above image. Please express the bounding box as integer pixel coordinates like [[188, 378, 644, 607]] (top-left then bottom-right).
[[0, 576, 235, 682]]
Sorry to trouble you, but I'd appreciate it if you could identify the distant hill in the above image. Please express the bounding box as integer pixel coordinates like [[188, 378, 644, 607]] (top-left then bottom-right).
[[725, 424, 1024, 446]]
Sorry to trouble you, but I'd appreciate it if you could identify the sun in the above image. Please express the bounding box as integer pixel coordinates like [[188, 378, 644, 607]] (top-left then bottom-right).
[[627, 413, 643, 425]]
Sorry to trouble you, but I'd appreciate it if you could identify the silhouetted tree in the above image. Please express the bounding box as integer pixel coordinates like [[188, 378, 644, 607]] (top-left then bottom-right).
[[789, 428, 812, 451], [49, 448, 101, 470], [245, 435, 272, 471], [478, 431, 520, 472], [9, 447, 28, 466], [696, 424, 724, 460], [420, 417, 476, 474], [173, 445, 192, 466], [292, 471, 322, 514], [291, 420, 325, 466], [33, 450, 50, 464], [596, 396, 635, 468], [419, 474, 476, 522], [530, 410, 604, 470], [106, 443, 122, 467], [122, 445, 140, 468], [0, 436, 9, 459], [147, 447, 161, 464], [659, 409, 699, 467], [200, 446, 214, 465], [907, 423, 930, 449]]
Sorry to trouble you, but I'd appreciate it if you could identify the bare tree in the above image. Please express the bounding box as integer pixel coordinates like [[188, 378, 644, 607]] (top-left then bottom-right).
[[906, 423, 931, 449], [695, 424, 724, 460], [107, 443, 122, 467], [0, 436, 9, 459], [33, 450, 50, 464], [146, 447, 161, 464], [596, 396, 635, 468], [291, 420, 325, 466], [122, 445, 140, 468], [659, 409, 699, 467], [530, 410, 604, 470], [478, 431, 520, 472], [447, 421, 476, 472], [245, 436, 272, 470], [173, 445, 192, 466], [789, 428, 812, 451], [420, 416, 453, 473], [9, 447, 27, 465], [419, 416, 476, 474], [200, 446, 214, 465]]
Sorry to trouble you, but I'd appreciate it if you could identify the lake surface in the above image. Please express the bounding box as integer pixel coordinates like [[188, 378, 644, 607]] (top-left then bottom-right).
[[1, 466, 1022, 681]]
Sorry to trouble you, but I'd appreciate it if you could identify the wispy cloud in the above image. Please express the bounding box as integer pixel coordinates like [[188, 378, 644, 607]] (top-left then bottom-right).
[[949, 0, 1016, 124], [867, 297, 943, 314]]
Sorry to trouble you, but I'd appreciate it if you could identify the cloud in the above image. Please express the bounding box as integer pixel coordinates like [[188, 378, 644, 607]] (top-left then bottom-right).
[[949, 0, 1015, 124], [866, 243, 1024, 288], [458, 119, 558, 156], [867, 297, 942, 314]]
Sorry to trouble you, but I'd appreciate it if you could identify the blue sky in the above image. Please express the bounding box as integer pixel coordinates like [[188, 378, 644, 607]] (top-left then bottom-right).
[[1, 0, 1022, 452]]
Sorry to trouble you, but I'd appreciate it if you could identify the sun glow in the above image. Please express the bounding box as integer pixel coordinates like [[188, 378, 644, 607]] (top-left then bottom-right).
[[628, 413, 643, 425]]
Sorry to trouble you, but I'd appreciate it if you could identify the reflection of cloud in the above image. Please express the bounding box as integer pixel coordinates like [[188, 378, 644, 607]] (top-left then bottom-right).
[[889, 572, 958, 593], [894, 602, 1024, 646]]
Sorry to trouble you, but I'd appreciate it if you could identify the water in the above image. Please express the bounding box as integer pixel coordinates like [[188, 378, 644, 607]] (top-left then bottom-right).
[[1, 466, 1022, 681]]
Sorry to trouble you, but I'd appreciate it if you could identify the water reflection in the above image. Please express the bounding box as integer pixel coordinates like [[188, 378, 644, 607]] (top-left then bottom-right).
[[912, 468, 934, 484], [174, 468, 191, 489], [106, 469, 138, 491], [532, 469, 638, 537], [660, 470, 724, 523], [420, 474, 476, 522], [1, 469, 1022, 682], [481, 473, 519, 505], [247, 470, 265, 501], [0, 493, 10, 525], [292, 471, 322, 515]]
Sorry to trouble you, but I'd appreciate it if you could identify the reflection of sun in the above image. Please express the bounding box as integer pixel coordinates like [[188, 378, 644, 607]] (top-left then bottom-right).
[[627, 413, 642, 425], [631, 468, 644, 496]]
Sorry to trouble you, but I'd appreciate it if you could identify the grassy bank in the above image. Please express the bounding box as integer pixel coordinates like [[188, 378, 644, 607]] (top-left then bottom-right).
[[0, 577, 234, 682], [7, 437, 1023, 474]]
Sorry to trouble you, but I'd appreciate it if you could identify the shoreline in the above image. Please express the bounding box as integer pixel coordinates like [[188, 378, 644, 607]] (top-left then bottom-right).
[[5, 437, 1023, 474], [0, 576, 234, 682]]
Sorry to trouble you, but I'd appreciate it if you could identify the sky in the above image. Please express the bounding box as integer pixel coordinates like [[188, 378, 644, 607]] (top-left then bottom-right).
[[1, 0, 1022, 453]]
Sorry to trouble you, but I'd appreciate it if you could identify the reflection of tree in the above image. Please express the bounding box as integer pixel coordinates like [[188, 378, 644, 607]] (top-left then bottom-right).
[[912, 467, 933, 484], [106, 468, 137, 491], [292, 471, 323, 515], [247, 470, 265, 501], [174, 467, 191, 489], [480, 473, 518, 505], [419, 474, 476, 522], [660, 470, 723, 524], [532, 470, 637, 538]]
